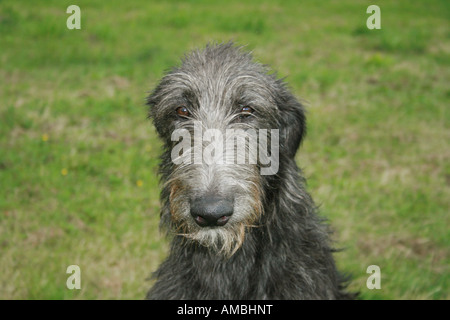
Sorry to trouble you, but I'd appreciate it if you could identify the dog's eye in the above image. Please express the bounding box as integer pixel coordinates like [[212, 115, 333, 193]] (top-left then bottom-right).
[[238, 105, 254, 119], [240, 106, 253, 113], [176, 106, 190, 118]]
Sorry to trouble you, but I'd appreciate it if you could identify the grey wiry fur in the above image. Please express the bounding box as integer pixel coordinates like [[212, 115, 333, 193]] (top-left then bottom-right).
[[146, 43, 353, 299]]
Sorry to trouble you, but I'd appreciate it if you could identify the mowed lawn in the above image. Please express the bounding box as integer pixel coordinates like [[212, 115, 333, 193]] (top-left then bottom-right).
[[0, 0, 448, 299]]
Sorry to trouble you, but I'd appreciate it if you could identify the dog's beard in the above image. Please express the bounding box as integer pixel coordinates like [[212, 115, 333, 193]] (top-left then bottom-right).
[[182, 224, 247, 257]]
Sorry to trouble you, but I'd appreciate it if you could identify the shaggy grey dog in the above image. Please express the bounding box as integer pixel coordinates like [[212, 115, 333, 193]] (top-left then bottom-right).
[[146, 42, 352, 299]]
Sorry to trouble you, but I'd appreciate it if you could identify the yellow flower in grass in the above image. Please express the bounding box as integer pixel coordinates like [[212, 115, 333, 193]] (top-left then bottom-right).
[[61, 168, 68, 176], [42, 134, 49, 142], [136, 180, 143, 187]]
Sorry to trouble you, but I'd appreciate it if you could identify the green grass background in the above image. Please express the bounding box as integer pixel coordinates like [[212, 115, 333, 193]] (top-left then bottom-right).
[[0, 0, 448, 299]]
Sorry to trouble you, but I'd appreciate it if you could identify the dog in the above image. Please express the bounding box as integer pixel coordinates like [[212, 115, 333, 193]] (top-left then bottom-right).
[[146, 42, 352, 299]]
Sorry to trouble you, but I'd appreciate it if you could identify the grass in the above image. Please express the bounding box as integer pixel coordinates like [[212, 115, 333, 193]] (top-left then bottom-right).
[[0, 0, 449, 299]]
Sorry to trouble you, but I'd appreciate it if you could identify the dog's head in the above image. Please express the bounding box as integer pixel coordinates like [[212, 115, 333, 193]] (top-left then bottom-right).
[[147, 42, 306, 255], [149, 42, 306, 158]]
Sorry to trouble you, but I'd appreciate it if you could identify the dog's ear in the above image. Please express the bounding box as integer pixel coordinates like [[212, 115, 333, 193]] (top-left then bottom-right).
[[276, 85, 307, 158], [146, 80, 172, 140]]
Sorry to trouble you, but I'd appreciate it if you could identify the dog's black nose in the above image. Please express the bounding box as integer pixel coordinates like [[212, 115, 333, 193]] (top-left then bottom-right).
[[190, 196, 234, 227]]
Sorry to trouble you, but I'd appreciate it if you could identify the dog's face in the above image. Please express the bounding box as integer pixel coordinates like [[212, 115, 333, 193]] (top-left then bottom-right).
[[148, 43, 306, 255]]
